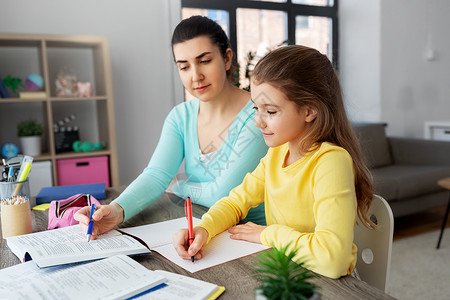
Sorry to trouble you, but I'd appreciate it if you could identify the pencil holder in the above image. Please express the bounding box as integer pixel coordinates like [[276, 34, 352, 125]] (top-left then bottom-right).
[[0, 179, 31, 205], [1, 198, 32, 239]]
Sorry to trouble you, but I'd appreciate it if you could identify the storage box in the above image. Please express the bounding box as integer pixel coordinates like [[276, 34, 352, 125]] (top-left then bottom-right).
[[28, 160, 53, 199], [424, 121, 450, 141], [56, 156, 110, 187]]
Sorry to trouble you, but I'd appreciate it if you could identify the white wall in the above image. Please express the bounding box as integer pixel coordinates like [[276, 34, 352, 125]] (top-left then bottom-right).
[[380, 0, 450, 137], [3, 0, 449, 185], [339, 0, 381, 123], [0, 0, 184, 185], [340, 0, 450, 138]]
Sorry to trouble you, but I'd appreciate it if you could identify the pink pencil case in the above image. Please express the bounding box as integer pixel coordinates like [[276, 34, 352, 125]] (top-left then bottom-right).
[[48, 194, 100, 230]]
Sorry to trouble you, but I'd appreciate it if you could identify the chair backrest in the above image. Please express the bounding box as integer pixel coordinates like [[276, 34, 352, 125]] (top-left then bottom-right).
[[354, 194, 394, 292]]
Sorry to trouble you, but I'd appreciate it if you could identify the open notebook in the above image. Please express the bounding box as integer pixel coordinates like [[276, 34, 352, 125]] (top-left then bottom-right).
[[119, 217, 270, 273], [6, 217, 269, 272]]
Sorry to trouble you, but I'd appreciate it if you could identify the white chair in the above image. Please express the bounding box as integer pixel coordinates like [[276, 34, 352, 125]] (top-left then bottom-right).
[[354, 194, 394, 292]]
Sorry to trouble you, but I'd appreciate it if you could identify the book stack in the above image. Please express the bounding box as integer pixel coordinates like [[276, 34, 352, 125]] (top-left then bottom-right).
[[2, 223, 226, 300], [0, 217, 275, 299], [0, 255, 225, 300], [36, 183, 106, 204], [0, 255, 167, 300], [0, 76, 10, 98]]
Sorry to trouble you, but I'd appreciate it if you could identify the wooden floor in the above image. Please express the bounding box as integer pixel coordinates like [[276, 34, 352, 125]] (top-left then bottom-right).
[[393, 204, 450, 241]]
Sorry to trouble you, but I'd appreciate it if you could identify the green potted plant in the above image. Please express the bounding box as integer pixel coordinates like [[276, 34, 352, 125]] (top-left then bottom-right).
[[17, 119, 43, 156], [254, 245, 320, 300]]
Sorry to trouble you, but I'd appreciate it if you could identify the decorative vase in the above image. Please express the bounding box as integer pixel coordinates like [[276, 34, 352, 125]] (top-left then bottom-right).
[[256, 289, 321, 300], [20, 136, 42, 156]]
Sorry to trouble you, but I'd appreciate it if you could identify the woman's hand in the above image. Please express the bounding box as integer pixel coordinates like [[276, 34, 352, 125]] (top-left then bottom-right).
[[172, 227, 209, 260], [73, 203, 124, 240], [228, 222, 266, 243]]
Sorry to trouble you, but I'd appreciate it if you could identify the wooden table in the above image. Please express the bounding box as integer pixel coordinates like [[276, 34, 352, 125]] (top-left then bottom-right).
[[0, 186, 396, 300]]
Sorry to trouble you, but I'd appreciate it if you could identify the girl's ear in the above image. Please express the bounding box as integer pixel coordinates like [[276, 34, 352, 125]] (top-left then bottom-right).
[[224, 48, 233, 71], [305, 106, 318, 123]]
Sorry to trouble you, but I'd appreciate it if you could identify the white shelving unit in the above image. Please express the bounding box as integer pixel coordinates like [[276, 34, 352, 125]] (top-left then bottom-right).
[[0, 33, 119, 186], [424, 121, 450, 141]]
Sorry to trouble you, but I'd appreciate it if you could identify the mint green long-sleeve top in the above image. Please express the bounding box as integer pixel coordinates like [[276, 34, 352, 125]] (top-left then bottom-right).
[[113, 99, 268, 224]]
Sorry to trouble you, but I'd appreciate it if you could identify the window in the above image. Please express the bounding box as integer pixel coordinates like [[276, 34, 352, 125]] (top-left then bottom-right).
[[296, 15, 332, 58], [181, 0, 338, 89], [181, 9, 230, 36]]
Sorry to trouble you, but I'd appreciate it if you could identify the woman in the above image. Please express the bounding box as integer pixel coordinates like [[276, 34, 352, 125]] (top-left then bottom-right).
[[74, 16, 268, 238]]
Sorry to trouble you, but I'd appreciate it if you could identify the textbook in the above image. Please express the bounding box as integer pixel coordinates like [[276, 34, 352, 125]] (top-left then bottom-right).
[[19, 91, 47, 99], [119, 217, 270, 273], [6, 225, 151, 268], [36, 183, 106, 204], [0, 76, 10, 98], [135, 270, 225, 300], [0, 254, 167, 300]]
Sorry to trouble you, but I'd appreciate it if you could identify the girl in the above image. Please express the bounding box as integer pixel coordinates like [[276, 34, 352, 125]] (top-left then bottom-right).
[[75, 16, 268, 238], [173, 45, 375, 279]]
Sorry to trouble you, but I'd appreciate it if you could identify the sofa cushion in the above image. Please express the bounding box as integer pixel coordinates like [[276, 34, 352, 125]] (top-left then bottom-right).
[[353, 123, 393, 168], [371, 165, 450, 201]]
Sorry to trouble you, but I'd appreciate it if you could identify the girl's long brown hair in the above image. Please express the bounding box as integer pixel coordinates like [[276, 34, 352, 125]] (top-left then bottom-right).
[[252, 45, 375, 228]]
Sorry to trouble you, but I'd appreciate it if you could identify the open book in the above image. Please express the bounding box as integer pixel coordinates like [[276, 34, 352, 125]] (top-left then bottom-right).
[[135, 270, 225, 300], [0, 254, 225, 300], [0, 254, 166, 300], [6, 225, 150, 268], [6, 217, 269, 272], [119, 217, 270, 273]]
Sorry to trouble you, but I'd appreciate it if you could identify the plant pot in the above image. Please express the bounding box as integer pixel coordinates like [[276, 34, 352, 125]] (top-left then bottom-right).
[[20, 136, 42, 156], [256, 289, 321, 300]]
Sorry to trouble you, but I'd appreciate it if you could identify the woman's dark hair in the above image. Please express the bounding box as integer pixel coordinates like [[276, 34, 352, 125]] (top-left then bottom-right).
[[171, 15, 235, 78]]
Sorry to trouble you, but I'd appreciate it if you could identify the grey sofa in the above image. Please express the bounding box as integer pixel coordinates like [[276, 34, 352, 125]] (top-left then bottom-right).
[[353, 123, 450, 218]]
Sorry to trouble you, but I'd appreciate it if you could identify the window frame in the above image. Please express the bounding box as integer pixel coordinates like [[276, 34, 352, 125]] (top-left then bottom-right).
[[181, 0, 339, 67]]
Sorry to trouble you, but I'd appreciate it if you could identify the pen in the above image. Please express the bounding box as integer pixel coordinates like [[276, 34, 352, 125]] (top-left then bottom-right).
[[185, 197, 194, 262], [7, 167, 14, 182], [87, 202, 96, 242]]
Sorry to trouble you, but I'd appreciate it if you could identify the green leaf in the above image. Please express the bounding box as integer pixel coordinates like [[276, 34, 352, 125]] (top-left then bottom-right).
[[17, 119, 43, 137], [253, 245, 317, 299]]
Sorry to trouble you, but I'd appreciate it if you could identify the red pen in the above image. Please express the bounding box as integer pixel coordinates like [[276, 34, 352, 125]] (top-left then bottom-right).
[[185, 197, 194, 262]]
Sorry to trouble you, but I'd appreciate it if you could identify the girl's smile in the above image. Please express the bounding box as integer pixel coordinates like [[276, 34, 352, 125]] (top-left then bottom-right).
[[262, 132, 274, 138]]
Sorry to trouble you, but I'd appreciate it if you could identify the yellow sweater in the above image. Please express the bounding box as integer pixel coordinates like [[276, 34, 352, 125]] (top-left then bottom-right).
[[197, 142, 357, 279]]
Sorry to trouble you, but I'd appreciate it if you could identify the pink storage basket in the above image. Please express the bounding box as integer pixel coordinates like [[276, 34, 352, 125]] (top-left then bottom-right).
[[56, 156, 110, 187]]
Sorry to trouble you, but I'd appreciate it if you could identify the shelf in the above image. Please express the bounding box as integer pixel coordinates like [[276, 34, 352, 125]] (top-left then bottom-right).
[[32, 153, 53, 161], [0, 98, 47, 103], [55, 150, 111, 160], [0, 33, 118, 187], [50, 96, 107, 102], [0, 96, 108, 103]]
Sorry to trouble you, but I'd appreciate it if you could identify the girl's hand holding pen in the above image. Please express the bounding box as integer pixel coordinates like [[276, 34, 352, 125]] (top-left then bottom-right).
[[172, 227, 209, 260], [73, 203, 124, 240]]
